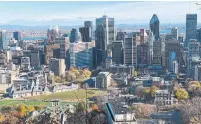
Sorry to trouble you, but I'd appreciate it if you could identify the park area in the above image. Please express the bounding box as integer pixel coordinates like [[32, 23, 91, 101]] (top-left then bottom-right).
[[0, 89, 107, 107]]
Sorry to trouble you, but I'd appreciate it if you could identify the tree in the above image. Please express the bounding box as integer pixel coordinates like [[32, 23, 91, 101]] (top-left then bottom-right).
[[26, 106, 35, 113], [65, 71, 76, 82], [75, 102, 85, 112], [176, 88, 189, 101], [150, 86, 159, 97], [92, 104, 99, 111], [177, 97, 201, 124], [17, 105, 27, 118], [131, 104, 155, 118], [82, 69, 91, 77], [0, 113, 5, 122]]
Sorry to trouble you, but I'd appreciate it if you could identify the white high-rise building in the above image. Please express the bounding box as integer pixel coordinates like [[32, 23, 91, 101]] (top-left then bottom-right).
[[195, 65, 201, 81], [173, 60, 179, 74]]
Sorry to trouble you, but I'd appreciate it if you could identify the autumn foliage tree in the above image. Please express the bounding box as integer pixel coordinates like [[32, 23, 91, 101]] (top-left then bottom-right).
[[131, 104, 156, 118], [176, 88, 189, 101]]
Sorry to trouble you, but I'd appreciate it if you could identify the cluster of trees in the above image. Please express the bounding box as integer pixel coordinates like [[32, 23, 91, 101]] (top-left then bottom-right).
[[177, 97, 201, 124], [130, 104, 156, 118], [134, 86, 159, 101], [48, 67, 91, 84], [0, 105, 43, 124]]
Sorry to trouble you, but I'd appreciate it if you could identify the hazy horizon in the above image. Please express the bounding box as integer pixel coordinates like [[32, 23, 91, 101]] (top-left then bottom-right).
[[0, 1, 200, 26]]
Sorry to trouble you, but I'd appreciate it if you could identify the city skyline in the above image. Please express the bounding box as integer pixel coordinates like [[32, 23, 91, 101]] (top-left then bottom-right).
[[0, 1, 200, 26]]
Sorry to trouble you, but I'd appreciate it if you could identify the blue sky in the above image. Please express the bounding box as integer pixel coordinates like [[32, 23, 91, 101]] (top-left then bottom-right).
[[0, 1, 200, 26]]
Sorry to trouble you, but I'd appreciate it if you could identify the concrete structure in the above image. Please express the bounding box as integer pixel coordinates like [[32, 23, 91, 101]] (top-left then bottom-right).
[[116, 31, 126, 41], [9, 74, 48, 98], [185, 14, 197, 47], [188, 39, 200, 58], [195, 65, 201, 81], [108, 64, 135, 75], [148, 31, 154, 65], [188, 40, 200, 76], [137, 43, 149, 68], [124, 34, 137, 66], [96, 72, 111, 89], [112, 41, 123, 65], [47, 25, 61, 43], [70, 41, 95, 69], [171, 27, 178, 40], [0, 30, 8, 50], [173, 60, 179, 74], [30, 50, 41, 69], [55, 37, 70, 59], [49, 58, 65, 76], [44, 44, 60, 64], [162, 40, 180, 70], [153, 40, 162, 65], [21, 57, 31, 71], [13, 31, 21, 41], [150, 14, 160, 41], [155, 90, 174, 106]]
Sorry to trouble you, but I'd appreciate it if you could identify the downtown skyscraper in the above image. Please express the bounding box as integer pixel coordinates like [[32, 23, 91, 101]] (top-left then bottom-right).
[[95, 15, 115, 67], [185, 14, 197, 47], [150, 14, 160, 41]]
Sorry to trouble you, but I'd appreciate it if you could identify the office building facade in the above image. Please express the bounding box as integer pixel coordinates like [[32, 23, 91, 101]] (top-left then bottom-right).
[[185, 14, 197, 47], [124, 34, 137, 66], [13, 31, 21, 41], [171, 27, 178, 40], [150, 14, 160, 41], [195, 65, 201, 81], [96, 15, 115, 45], [0, 30, 8, 50], [112, 41, 123, 65], [69, 41, 95, 69], [49, 58, 65, 76]]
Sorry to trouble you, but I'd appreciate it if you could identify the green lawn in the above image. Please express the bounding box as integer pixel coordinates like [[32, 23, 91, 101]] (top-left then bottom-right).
[[0, 100, 49, 107], [25, 89, 106, 102], [0, 89, 106, 108]]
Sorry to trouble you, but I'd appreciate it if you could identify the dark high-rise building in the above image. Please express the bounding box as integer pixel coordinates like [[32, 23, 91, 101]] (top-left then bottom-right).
[[112, 41, 124, 65], [79, 27, 92, 42], [137, 43, 149, 68], [185, 14, 197, 47], [84, 21, 93, 28], [13, 31, 21, 41], [84, 21, 93, 40], [150, 14, 160, 41], [197, 28, 201, 43], [95, 24, 107, 67], [31, 50, 41, 69]]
